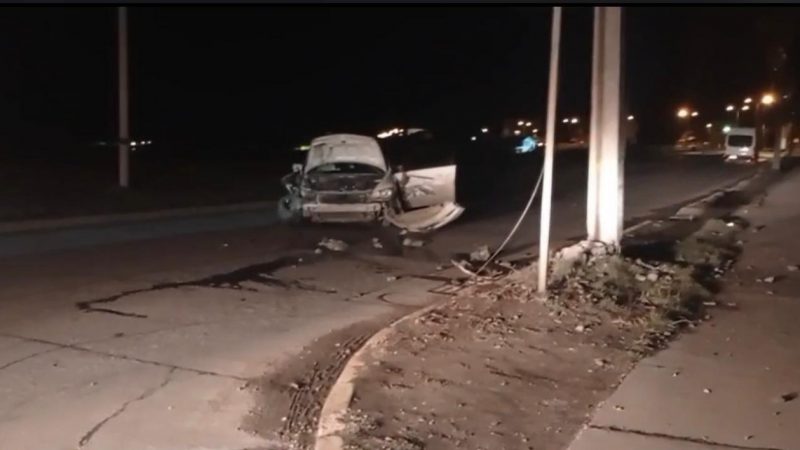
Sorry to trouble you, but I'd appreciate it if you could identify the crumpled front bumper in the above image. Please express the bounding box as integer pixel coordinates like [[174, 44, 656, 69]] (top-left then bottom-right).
[[302, 202, 384, 223]]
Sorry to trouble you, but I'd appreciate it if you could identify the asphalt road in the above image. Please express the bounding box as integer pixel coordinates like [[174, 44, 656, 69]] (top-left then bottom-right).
[[0, 153, 756, 450]]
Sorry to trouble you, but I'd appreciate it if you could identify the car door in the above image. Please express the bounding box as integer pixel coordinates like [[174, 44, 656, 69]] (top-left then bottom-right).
[[386, 164, 464, 232]]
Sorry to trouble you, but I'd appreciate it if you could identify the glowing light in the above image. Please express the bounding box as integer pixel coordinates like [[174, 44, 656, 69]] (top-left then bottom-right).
[[677, 108, 690, 118], [562, 118, 569, 124], [627, 115, 634, 121], [513, 129, 521, 136], [741, 105, 751, 111], [470, 136, 477, 141], [517, 120, 524, 126], [570, 117, 579, 124], [723, 125, 732, 133], [761, 93, 775, 105], [481, 127, 489, 133], [690, 111, 699, 117], [744, 97, 753, 104], [525, 121, 532, 127], [533, 128, 539, 133], [705, 123, 712, 128], [726, 105, 735, 112]]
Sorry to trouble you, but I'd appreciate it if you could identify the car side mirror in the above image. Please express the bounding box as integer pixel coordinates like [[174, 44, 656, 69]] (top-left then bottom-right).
[[292, 163, 303, 173]]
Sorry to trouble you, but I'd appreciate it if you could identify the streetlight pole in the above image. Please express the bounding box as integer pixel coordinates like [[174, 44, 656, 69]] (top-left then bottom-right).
[[585, 7, 625, 245], [118, 6, 130, 188], [537, 6, 562, 294]]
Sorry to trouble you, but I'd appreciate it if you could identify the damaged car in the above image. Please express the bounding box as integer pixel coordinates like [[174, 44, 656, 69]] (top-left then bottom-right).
[[278, 133, 463, 232]]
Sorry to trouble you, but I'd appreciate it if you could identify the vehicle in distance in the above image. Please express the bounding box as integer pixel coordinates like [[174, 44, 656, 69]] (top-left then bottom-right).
[[278, 134, 464, 232], [723, 127, 757, 162]]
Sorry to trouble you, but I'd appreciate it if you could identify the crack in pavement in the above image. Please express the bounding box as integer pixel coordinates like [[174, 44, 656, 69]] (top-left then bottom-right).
[[78, 367, 176, 447], [590, 425, 785, 450], [75, 255, 336, 319], [0, 332, 248, 381], [0, 347, 59, 371]]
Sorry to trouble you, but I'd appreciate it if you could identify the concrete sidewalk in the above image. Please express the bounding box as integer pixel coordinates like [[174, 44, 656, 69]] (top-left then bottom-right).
[[569, 170, 800, 450]]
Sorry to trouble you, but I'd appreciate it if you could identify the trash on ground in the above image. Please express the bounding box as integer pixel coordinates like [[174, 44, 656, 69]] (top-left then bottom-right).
[[318, 237, 348, 252], [469, 245, 492, 262], [402, 237, 425, 248]]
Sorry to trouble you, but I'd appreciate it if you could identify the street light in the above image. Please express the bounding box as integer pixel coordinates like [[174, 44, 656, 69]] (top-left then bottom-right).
[[744, 97, 753, 104], [761, 93, 776, 105], [690, 111, 699, 117], [741, 105, 751, 111], [705, 123, 712, 128], [725, 105, 735, 112], [677, 108, 690, 118], [481, 127, 489, 133], [627, 115, 634, 121]]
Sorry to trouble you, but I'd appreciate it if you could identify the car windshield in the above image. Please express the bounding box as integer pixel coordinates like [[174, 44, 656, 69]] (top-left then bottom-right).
[[307, 162, 384, 175], [728, 135, 753, 147]]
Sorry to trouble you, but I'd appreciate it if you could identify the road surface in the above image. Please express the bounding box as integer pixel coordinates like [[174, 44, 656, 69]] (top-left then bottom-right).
[[0, 153, 755, 449]]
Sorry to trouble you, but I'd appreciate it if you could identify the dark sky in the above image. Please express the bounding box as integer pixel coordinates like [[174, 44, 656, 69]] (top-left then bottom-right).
[[0, 6, 798, 153]]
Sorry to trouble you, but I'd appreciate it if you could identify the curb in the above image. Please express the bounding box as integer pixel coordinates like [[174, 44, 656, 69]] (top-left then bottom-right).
[[0, 200, 276, 235], [314, 299, 447, 450]]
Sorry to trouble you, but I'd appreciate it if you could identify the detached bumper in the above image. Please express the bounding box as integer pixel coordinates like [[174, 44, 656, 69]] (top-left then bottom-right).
[[302, 202, 383, 223]]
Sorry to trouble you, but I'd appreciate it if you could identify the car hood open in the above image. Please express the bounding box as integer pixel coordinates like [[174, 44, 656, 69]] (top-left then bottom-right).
[[305, 134, 387, 174]]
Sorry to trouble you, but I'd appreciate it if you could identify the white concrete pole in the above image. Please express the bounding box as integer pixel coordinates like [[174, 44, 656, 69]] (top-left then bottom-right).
[[537, 6, 562, 294], [118, 6, 130, 188], [586, 7, 625, 246]]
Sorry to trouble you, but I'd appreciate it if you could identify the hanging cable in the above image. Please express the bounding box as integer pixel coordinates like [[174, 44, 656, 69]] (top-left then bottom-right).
[[474, 165, 545, 275]]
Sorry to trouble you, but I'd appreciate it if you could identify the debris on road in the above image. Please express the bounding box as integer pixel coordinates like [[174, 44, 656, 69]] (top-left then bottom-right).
[[402, 237, 425, 248], [469, 245, 492, 262], [318, 238, 348, 252]]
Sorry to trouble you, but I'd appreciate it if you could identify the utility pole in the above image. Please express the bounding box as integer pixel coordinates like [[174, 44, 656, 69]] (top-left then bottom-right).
[[537, 6, 562, 294], [118, 6, 130, 188], [586, 7, 625, 246]]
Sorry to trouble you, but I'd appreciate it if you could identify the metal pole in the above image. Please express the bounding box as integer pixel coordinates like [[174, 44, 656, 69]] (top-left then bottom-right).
[[118, 6, 130, 188], [537, 6, 562, 294]]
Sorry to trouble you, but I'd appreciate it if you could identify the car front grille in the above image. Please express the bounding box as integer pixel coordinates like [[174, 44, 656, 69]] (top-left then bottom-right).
[[317, 193, 369, 204]]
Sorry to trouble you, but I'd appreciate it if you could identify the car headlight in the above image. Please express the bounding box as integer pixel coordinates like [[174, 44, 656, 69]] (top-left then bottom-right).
[[371, 187, 393, 200]]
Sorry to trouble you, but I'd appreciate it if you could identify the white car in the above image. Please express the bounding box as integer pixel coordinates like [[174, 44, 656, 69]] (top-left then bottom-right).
[[278, 134, 464, 232]]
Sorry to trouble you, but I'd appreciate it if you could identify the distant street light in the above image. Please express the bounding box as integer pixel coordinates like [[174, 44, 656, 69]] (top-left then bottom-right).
[[690, 111, 699, 117], [570, 117, 579, 124], [741, 105, 751, 111], [705, 123, 712, 128], [513, 129, 521, 135], [723, 125, 732, 133], [677, 108, 690, 118], [481, 127, 489, 133], [525, 121, 533, 127], [761, 93, 776, 105], [627, 115, 634, 121], [562, 118, 569, 124], [744, 97, 753, 104], [517, 120, 524, 126], [726, 105, 735, 112], [471, 136, 477, 141]]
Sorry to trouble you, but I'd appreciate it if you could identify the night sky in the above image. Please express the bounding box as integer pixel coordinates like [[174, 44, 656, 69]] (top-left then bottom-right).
[[0, 6, 798, 154]]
